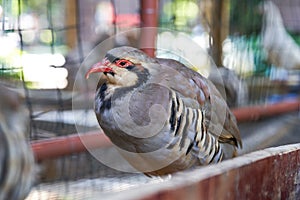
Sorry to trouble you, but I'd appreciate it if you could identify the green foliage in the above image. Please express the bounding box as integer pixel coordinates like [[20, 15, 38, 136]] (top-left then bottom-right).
[[0, 67, 22, 79], [230, 0, 263, 36], [290, 33, 300, 45], [159, 0, 199, 32], [224, 35, 271, 77]]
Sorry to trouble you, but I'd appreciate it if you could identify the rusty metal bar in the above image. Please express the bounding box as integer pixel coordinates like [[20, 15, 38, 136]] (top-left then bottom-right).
[[31, 99, 299, 161], [140, 0, 158, 57], [31, 131, 112, 162], [232, 98, 300, 123]]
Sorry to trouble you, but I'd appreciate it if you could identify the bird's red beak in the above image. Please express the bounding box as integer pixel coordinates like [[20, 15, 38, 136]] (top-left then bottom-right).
[[85, 59, 114, 79]]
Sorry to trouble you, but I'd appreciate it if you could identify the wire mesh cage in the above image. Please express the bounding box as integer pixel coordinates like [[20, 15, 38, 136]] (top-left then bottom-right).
[[0, 0, 299, 199]]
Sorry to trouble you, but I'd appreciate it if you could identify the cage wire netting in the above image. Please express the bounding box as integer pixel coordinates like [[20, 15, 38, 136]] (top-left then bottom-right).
[[0, 0, 299, 199]]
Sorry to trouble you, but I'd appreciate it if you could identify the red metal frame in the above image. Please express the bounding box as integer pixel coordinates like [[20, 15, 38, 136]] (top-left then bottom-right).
[[232, 99, 300, 123], [140, 0, 158, 57], [31, 131, 112, 162]]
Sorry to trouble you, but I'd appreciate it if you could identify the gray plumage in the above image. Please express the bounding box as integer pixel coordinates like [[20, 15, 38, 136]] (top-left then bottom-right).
[[87, 46, 242, 176], [0, 84, 35, 200]]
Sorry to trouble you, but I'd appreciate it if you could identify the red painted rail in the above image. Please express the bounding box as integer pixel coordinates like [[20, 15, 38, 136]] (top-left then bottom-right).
[[140, 0, 158, 57], [232, 98, 300, 123], [31, 131, 112, 162]]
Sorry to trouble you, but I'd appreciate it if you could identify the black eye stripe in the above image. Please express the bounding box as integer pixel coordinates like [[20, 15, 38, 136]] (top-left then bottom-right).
[[106, 53, 119, 63], [105, 54, 135, 70], [126, 66, 134, 70], [115, 59, 134, 68]]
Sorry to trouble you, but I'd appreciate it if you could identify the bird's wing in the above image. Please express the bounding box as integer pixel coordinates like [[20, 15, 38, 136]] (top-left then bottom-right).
[[156, 58, 242, 148]]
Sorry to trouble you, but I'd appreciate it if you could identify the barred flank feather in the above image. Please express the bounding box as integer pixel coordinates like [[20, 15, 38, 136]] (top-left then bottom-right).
[[0, 85, 35, 200], [168, 90, 224, 165]]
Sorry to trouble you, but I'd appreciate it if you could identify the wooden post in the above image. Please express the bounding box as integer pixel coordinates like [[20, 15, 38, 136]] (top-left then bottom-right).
[[65, 0, 77, 49], [140, 0, 158, 57], [210, 0, 230, 67]]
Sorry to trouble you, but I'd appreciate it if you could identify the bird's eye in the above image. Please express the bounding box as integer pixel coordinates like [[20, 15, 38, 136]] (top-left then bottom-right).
[[115, 59, 133, 68]]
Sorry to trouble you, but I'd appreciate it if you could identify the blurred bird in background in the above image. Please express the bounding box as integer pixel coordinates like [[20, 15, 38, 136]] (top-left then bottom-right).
[[208, 66, 248, 108], [0, 84, 35, 200], [86, 46, 242, 176], [260, 0, 300, 70]]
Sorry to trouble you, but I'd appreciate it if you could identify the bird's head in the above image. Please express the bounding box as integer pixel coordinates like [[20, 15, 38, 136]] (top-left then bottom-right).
[[86, 46, 155, 87]]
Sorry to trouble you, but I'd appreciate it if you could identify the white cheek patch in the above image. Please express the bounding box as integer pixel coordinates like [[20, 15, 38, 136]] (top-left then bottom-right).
[[119, 72, 138, 87], [107, 69, 138, 87]]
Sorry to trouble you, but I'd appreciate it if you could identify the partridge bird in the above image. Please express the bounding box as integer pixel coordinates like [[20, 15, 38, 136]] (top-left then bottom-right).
[[86, 46, 242, 176], [0, 84, 35, 200]]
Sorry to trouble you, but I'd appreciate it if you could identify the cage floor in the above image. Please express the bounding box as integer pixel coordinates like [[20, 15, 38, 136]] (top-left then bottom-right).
[[26, 174, 164, 200]]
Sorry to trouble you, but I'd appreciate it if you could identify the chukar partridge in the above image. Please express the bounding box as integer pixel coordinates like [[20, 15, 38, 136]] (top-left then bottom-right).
[[86, 46, 242, 176]]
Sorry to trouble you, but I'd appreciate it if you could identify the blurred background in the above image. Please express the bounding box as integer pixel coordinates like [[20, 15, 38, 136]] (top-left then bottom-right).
[[0, 0, 299, 199]]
